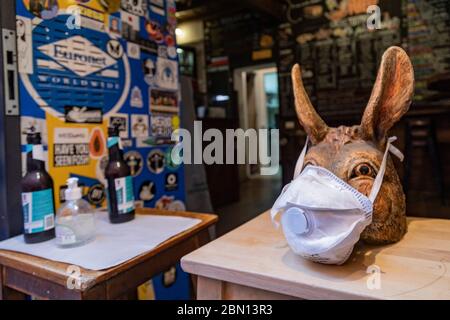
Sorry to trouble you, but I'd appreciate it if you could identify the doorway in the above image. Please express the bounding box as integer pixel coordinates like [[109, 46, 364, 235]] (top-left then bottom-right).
[[233, 64, 280, 180]]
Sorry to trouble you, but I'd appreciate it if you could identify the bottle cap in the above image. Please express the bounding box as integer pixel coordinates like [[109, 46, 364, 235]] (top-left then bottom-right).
[[26, 132, 42, 145], [284, 207, 309, 235], [65, 178, 82, 201], [108, 125, 120, 137]]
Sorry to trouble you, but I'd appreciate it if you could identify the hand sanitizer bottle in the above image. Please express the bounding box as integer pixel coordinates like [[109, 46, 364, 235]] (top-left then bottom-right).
[[55, 178, 96, 248]]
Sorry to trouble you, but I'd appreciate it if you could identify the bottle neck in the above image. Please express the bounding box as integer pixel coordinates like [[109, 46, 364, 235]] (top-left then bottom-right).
[[26, 145, 46, 172], [108, 137, 123, 162]]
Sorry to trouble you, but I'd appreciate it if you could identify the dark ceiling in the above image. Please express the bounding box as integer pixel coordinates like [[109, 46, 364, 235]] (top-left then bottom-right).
[[175, 0, 286, 22]]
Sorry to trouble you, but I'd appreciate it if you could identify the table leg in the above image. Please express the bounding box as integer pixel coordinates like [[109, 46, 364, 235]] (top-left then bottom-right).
[[0, 265, 27, 300], [197, 276, 223, 300]]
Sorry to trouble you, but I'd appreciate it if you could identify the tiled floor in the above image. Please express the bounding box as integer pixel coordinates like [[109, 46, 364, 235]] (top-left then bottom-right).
[[214, 175, 283, 236]]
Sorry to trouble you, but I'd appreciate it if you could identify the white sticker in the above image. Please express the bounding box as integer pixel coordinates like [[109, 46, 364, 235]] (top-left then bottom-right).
[[156, 58, 179, 90], [21, 116, 48, 145], [131, 114, 149, 138], [54, 128, 89, 144], [16, 16, 34, 74], [127, 42, 141, 59], [121, 10, 140, 31], [130, 86, 143, 108]]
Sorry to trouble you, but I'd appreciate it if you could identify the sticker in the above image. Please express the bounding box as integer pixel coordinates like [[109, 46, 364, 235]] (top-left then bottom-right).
[[20, 117, 47, 145], [96, 155, 109, 185], [22, 20, 131, 118], [121, 0, 147, 17], [139, 181, 156, 202], [89, 128, 106, 159], [156, 58, 178, 90], [108, 15, 122, 36], [167, 46, 177, 59], [136, 136, 172, 147], [124, 151, 143, 177], [131, 114, 149, 138], [127, 42, 141, 59], [54, 128, 90, 167], [122, 139, 133, 148], [21, 189, 55, 234], [39, 36, 117, 77], [165, 147, 180, 170], [23, 0, 59, 20], [143, 58, 156, 85], [65, 106, 103, 124], [16, 17, 33, 74], [145, 20, 164, 43], [165, 173, 178, 191], [165, 35, 175, 47], [150, 5, 165, 16], [155, 196, 185, 211], [112, 176, 135, 215], [150, 89, 178, 113], [151, 113, 174, 138], [120, 9, 140, 31], [54, 143, 90, 167], [147, 149, 165, 174], [107, 39, 124, 59], [98, 0, 121, 13], [54, 128, 89, 144], [87, 183, 106, 206], [109, 114, 129, 138], [130, 86, 143, 108], [158, 45, 168, 58], [150, 0, 164, 7]]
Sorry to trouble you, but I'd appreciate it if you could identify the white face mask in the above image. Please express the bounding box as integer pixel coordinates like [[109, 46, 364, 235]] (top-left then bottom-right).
[[271, 136, 403, 265]]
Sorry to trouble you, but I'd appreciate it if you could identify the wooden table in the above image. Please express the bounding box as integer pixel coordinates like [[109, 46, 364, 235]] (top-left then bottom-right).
[[0, 208, 217, 300], [182, 211, 450, 300]]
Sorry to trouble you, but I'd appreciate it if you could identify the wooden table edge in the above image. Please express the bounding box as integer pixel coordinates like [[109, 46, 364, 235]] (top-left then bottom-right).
[[0, 208, 218, 291], [181, 256, 383, 300]]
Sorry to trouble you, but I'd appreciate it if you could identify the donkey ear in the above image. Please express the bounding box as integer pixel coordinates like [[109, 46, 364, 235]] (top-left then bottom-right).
[[361, 46, 414, 145], [292, 64, 329, 144]]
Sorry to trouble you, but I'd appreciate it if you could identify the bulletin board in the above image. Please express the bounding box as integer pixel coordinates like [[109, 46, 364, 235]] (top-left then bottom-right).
[[16, 0, 186, 212]]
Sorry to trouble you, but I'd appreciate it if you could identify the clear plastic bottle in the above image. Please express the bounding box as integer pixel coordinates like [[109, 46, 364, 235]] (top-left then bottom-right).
[[55, 178, 96, 248]]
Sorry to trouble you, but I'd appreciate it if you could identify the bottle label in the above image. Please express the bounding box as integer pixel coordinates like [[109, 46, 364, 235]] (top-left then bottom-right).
[[107, 137, 122, 149], [115, 176, 135, 215], [21, 189, 55, 234], [26, 144, 45, 162], [56, 225, 76, 245]]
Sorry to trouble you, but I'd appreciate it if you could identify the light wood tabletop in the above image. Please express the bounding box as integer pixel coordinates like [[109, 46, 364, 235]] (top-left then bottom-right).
[[0, 208, 217, 300], [182, 211, 450, 300]]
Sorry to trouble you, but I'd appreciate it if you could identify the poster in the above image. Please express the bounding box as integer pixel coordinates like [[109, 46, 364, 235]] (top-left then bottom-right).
[[16, 0, 185, 212]]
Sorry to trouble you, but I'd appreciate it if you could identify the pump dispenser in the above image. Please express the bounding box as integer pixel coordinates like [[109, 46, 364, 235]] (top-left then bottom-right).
[[55, 178, 96, 248]]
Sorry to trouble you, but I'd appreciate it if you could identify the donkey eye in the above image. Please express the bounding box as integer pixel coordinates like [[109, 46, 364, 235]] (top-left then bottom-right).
[[351, 164, 375, 178]]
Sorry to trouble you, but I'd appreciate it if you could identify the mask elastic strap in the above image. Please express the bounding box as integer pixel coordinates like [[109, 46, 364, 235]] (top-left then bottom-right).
[[368, 136, 404, 202], [293, 136, 309, 179]]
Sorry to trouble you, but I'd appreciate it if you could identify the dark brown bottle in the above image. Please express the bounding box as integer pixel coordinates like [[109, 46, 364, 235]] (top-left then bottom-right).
[[21, 132, 56, 243], [105, 126, 135, 223]]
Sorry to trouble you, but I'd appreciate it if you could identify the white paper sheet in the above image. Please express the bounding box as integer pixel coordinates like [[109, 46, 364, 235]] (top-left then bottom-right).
[[0, 212, 201, 271]]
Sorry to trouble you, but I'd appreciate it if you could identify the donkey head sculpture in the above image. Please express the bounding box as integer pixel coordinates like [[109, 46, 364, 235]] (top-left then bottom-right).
[[292, 46, 414, 244]]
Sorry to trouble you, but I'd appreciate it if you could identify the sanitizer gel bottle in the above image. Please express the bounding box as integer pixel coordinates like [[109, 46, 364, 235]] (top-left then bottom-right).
[[55, 178, 96, 248]]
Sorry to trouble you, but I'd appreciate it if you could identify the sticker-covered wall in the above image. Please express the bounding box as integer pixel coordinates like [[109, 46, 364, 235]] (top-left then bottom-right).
[[16, 0, 185, 213]]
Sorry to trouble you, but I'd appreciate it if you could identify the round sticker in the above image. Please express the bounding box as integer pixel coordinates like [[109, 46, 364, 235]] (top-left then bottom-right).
[[147, 150, 165, 174], [87, 184, 106, 206], [168, 200, 186, 211], [107, 40, 124, 59], [124, 151, 143, 177], [23, 0, 59, 20], [165, 147, 180, 170], [139, 181, 156, 202], [167, 46, 177, 59], [165, 173, 178, 191]]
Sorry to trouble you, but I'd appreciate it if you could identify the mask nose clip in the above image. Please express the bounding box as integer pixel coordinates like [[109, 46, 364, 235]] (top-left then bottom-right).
[[284, 207, 309, 235]]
